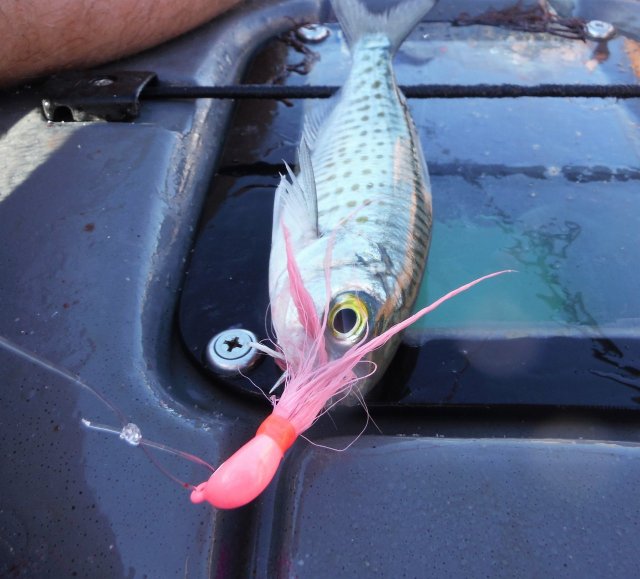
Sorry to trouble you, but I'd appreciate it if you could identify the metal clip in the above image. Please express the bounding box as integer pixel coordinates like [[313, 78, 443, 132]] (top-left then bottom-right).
[[41, 71, 157, 122]]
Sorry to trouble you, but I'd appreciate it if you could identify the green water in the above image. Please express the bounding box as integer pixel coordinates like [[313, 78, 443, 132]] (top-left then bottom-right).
[[410, 219, 567, 333], [407, 185, 639, 341]]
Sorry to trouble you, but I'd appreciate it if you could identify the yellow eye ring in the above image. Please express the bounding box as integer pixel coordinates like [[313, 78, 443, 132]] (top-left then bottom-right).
[[328, 294, 368, 343]]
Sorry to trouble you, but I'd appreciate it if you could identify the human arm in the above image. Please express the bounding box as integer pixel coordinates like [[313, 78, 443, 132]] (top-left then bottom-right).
[[0, 0, 243, 87]]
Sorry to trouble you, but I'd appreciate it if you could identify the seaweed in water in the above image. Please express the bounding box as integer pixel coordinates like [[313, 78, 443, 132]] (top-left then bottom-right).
[[453, 1, 587, 40]]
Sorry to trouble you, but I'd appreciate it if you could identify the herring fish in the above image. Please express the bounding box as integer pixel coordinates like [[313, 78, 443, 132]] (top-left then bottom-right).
[[269, 0, 436, 397], [191, 0, 510, 510]]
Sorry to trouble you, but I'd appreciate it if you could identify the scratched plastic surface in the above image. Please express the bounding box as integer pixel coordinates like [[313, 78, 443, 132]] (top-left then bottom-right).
[[270, 436, 640, 578], [180, 21, 640, 408]]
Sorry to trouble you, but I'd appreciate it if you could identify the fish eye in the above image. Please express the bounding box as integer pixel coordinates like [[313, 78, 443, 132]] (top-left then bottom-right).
[[328, 294, 368, 343], [333, 308, 358, 334]]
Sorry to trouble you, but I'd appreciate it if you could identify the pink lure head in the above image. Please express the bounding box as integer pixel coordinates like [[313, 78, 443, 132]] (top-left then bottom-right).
[[191, 415, 296, 509]]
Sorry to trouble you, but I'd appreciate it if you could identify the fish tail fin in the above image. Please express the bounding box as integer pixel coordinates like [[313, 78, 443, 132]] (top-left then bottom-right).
[[331, 0, 436, 54]]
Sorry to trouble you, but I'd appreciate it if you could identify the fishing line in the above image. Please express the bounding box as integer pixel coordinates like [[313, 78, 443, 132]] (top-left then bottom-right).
[[0, 334, 215, 488], [0, 335, 125, 424], [80, 419, 215, 489]]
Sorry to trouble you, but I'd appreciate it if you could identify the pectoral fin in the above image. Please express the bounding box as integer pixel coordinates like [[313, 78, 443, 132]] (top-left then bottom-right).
[[272, 138, 319, 248]]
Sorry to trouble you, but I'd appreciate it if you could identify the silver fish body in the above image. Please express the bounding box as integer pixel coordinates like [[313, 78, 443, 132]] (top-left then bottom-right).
[[270, 0, 435, 398]]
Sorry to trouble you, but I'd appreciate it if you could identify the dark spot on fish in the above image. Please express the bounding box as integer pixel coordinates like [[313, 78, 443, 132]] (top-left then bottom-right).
[[364, 66, 373, 73], [351, 184, 360, 191], [355, 254, 369, 268], [363, 199, 372, 205], [361, 155, 369, 161], [414, 245, 427, 260], [374, 93, 383, 99], [363, 169, 372, 175], [376, 154, 384, 159], [324, 174, 337, 181], [347, 200, 357, 208], [344, 171, 352, 178], [416, 208, 431, 229], [377, 242, 394, 272], [372, 80, 381, 89], [83, 223, 95, 232], [357, 105, 371, 112], [361, 115, 369, 122], [377, 111, 385, 117], [356, 216, 369, 223], [335, 187, 344, 194], [415, 222, 431, 240], [367, 183, 374, 189], [359, 130, 367, 137]]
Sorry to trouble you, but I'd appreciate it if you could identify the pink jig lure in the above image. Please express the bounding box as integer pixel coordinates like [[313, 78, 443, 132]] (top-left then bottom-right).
[[190, 226, 511, 508]]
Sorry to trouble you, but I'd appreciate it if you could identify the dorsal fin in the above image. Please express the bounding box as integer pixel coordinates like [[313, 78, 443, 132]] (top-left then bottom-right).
[[301, 97, 337, 150]]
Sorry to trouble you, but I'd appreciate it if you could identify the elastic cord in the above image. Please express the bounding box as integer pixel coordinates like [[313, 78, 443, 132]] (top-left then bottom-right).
[[256, 414, 297, 452]]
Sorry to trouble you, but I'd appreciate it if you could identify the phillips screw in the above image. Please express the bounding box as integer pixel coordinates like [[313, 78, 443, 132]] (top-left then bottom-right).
[[206, 328, 261, 375]]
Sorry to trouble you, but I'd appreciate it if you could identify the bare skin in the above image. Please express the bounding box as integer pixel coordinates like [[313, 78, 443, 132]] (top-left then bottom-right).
[[0, 0, 244, 87]]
